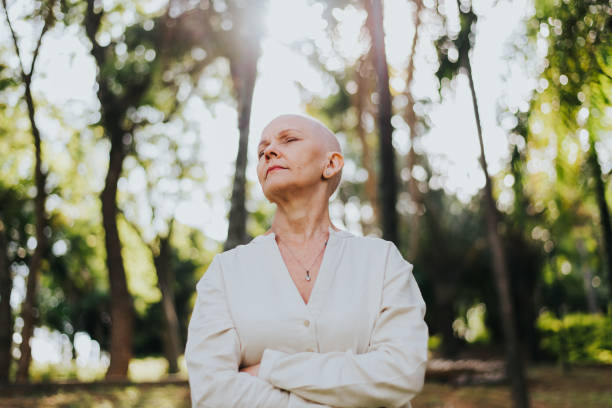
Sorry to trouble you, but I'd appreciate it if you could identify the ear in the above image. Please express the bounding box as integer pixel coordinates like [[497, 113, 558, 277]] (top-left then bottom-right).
[[322, 152, 344, 179]]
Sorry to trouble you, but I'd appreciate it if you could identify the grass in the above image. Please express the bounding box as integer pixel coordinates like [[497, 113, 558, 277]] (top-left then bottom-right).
[[413, 365, 612, 408], [1, 364, 611, 407]]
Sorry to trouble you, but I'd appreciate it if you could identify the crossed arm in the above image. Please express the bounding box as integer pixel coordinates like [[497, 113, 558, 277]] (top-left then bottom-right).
[[186, 243, 428, 408], [185, 256, 331, 408]]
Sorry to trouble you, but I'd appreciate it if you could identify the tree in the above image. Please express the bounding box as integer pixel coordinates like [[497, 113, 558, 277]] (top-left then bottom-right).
[[79, 0, 215, 378], [121, 118, 205, 373], [0, 185, 28, 384], [528, 0, 612, 310], [0, 214, 9, 385], [403, 0, 425, 259], [223, 1, 266, 250], [365, 0, 399, 245], [2, 0, 56, 382], [435, 1, 529, 406]]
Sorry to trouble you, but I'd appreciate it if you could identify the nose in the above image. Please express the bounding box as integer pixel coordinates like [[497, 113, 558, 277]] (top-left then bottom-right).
[[263, 144, 278, 160]]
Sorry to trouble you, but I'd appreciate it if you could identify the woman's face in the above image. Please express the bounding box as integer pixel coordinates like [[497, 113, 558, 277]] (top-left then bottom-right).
[[256, 116, 328, 201]]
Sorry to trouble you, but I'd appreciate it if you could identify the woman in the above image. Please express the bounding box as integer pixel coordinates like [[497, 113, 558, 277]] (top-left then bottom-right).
[[186, 114, 428, 407]]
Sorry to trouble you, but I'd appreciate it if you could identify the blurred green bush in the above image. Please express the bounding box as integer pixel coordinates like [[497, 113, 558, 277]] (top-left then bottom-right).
[[537, 312, 612, 364]]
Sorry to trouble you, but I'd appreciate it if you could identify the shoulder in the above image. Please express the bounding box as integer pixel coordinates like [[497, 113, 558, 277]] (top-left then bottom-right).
[[210, 236, 267, 270], [341, 231, 397, 254]]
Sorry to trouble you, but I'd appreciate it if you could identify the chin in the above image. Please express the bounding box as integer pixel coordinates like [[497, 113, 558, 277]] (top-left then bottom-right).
[[260, 178, 298, 202]]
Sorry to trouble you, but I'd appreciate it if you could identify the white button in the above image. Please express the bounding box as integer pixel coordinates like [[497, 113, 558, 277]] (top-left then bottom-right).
[[303, 320, 310, 327]]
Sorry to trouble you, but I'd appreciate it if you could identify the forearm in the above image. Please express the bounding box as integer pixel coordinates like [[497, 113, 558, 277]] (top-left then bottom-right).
[[186, 257, 332, 408], [258, 243, 428, 408], [258, 343, 426, 408]]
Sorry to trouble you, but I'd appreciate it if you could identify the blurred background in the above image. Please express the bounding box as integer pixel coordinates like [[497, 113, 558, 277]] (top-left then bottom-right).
[[0, 0, 611, 406]]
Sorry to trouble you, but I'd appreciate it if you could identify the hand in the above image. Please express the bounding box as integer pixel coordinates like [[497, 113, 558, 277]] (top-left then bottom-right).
[[239, 363, 260, 376]]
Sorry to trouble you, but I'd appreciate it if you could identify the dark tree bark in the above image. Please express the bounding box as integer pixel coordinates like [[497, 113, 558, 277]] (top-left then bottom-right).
[[464, 54, 530, 408], [15, 58, 50, 385], [353, 57, 379, 230], [366, 0, 399, 245], [587, 138, 612, 309], [153, 227, 181, 374], [99, 140, 133, 379], [121, 207, 182, 375], [2, 0, 53, 383], [0, 220, 12, 385], [224, 52, 258, 250], [85, 0, 148, 379], [422, 200, 463, 357], [404, 0, 423, 260]]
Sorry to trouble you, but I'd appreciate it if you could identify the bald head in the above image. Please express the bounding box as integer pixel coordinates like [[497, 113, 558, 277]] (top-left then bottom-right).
[[264, 114, 342, 155], [259, 114, 344, 198]]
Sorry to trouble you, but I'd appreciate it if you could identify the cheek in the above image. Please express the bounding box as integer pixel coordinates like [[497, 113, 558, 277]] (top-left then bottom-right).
[[256, 162, 265, 180]]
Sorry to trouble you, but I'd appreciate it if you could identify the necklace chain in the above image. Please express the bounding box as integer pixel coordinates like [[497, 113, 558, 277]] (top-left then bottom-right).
[[279, 232, 329, 281]]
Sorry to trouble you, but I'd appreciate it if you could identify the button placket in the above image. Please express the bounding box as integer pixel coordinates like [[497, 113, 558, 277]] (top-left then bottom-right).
[[301, 314, 318, 352]]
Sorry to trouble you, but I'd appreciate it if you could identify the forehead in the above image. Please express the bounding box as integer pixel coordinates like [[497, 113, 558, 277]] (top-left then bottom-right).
[[259, 117, 314, 144]]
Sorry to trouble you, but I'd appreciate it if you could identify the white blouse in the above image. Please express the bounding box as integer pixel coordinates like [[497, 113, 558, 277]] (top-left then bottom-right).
[[186, 227, 428, 408]]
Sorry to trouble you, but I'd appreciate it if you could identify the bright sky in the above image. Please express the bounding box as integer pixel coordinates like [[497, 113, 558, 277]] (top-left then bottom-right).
[[3, 0, 531, 241]]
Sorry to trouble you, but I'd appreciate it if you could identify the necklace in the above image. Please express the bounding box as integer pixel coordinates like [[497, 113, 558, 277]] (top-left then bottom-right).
[[279, 232, 329, 281]]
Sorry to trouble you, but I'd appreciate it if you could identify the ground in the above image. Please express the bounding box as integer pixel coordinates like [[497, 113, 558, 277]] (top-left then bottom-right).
[[1, 365, 611, 407]]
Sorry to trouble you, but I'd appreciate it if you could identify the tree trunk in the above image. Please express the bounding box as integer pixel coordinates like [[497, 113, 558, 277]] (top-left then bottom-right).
[[0, 221, 12, 385], [101, 140, 133, 380], [404, 0, 423, 260], [588, 138, 612, 311], [3, 0, 52, 383], [84, 0, 140, 380], [353, 61, 379, 230], [366, 0, 399, 245], [154, 234, 181, 374], [576, 238, 598, 313], [224, 45, 259, 251], [464, 56, 530, 408], [15, 76, 49, 384], [422, 201, 463, 357]]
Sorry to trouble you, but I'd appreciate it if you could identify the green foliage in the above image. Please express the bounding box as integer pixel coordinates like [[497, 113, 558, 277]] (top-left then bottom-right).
[[0, 64, 17, 94], [434, 1, 477, 89], [537, 312, 612, 363]]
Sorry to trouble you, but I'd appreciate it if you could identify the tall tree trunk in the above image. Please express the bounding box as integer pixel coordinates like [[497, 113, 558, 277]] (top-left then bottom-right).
[[464, 55, 530, 408], [0, 220, 12, 385], [404, 0, 423, 260], [588, 138, 612, 311], [225, 45, 260, 251], [84, 0, 143, 379], [101, 140, 133, 380], [154, 232, 181, 374], [15, 70, 49, 385], [577, 238, 598, 313], [366, 0, 399, 245], [3, 0, 53, 383], [353, 60, 379, 230], [422, 202, 463, 357]]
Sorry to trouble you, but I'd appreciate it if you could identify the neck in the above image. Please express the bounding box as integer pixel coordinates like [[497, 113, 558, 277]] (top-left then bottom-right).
[[269, 190, 335, 243]]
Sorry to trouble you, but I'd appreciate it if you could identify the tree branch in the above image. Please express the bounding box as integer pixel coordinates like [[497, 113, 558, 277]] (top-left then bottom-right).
[[29, 1, 57, 83], [84, 0, 105, 67], [2, 0, 26, 78]]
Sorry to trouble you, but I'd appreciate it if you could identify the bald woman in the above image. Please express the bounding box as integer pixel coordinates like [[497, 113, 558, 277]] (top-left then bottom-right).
[[186, 114, 428, 407]]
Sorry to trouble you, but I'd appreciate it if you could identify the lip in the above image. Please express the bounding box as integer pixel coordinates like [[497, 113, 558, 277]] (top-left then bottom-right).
[[266, 165, 287, 177]]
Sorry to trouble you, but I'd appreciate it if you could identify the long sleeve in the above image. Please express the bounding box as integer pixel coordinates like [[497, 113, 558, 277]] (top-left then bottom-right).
[[186, 255, 332, 408], [258, 242, 428, 408]]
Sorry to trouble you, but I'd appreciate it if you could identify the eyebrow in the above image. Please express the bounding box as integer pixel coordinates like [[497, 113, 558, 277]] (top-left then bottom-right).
[[258, 128, 301, 150]]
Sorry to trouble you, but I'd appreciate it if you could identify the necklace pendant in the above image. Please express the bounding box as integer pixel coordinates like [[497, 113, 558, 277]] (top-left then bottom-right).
[[305, 270, 311, 281]]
